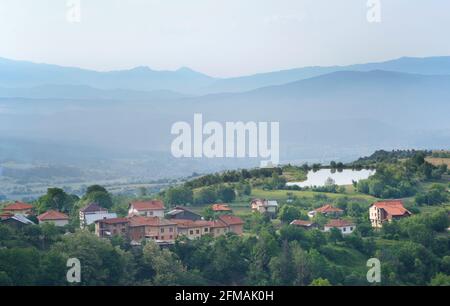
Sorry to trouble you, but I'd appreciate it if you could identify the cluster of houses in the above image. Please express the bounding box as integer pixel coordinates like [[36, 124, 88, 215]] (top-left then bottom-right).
[[0, 201, 70, 228], [93, 200, 244, 245], [289, 200, 412, 235], [0, 196, 412, 243]]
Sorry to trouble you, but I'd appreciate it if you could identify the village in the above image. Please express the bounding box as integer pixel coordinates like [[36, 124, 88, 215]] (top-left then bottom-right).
[[0, 195, 412, 246]]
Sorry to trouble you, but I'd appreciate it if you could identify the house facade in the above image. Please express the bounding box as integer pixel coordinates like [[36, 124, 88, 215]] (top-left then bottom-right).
[[79, 203, 118, 228], [251, 199, 278, 216], [324, 219, 356, 235], [173, 219, 213, 239], [128, 215, 177, 242], [95, 217, 129, 238], [37, 210, 69, 226], [369, 200, 411, 228], [128, 200, 165, 218], [210, 215, 244, 237]]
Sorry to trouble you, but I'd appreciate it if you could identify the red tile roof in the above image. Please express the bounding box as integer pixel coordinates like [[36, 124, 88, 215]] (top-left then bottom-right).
[[325, 219, 354, 228], [3, 201, 33, 211], [211, 219, 228, 228], [130, 200, 165, 211], [128, 215, 175, 227], [37, 210, 69, 221], [96, 217, 129, 225], [80, 203, 107, 213], [372, 200, 411, 217], [212, 204, 232, 211], [315, 204, 343, 214], [290, 220, 316, 227], [218, 215, 244, 226], [172, 219, 213, 228]]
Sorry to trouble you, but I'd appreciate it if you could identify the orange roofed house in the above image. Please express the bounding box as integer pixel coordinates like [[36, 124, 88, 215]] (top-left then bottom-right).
[[211, 215, 244, 237], [128, 200, 165, 218], [37, 210, 69, 227], [308, 204, 343, 218], [2, 201, 33, 215], [324, 219, 356, 235], [128, 215, 177, 242], [369, 200, 411, 228], [211, 204, 232, 213]]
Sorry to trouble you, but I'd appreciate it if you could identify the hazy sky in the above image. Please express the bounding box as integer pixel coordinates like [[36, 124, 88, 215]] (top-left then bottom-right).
[[1, 0, 450, 77]]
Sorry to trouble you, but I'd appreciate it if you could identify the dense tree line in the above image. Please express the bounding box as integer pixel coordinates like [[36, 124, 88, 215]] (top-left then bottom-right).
[[1, 207, 448, 286], [357, 152, 447, 198]]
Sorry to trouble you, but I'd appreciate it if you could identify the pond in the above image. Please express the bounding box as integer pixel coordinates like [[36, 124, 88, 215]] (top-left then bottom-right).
[[286, 168, 375, 188]]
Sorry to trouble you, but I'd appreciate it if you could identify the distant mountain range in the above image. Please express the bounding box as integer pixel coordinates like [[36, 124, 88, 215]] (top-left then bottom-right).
[[1, 55, 450, 178], [2, 56, 450, 96]]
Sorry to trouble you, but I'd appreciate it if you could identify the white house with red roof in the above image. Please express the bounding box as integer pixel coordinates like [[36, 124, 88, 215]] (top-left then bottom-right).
[[308, 204, 343, 218], [37, 210, 69, 226], [324, 219, 356, 235], [369, 200, 411, 228], [2, 201, 33, 215], [128, 200, 165, 218]]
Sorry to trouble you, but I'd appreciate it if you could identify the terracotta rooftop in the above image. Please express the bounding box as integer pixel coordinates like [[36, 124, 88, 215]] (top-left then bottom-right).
[[37, 210, 69, 221], [95, 217, 129, 225], [172, 219, 213, 228], [128, 215, 175, 227], [212, 204, 232, 211], [2, 201, 33, 211], [325, 219, 355, 228], [315, 204, 343, 213], [130, 200, 165, 211], [372, 200, 411, 217], [218, 214, 244, 226]]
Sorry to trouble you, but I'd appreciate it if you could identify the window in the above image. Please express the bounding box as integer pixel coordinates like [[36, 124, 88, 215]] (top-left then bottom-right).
[[196, 229, 200, 234], [161, 228, 164, 233], [149, 211, 153, 216], [204, 228, 209, 232], [343, 227, 346, 232], [350, 227, 353, 231], [169, 227, 173, 232], [169, 235, 173, 239], [190, 230, 194, 235]]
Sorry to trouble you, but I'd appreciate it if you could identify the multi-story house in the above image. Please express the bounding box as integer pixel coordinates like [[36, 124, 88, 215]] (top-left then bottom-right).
[[79, 203, 117, 229], [369, 200, 411, 228], [95, 217, 129, 238], [128, 215, 177, 242]]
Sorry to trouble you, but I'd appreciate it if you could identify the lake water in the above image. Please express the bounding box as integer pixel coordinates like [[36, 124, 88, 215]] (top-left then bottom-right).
[[286, 169, 375, 188]]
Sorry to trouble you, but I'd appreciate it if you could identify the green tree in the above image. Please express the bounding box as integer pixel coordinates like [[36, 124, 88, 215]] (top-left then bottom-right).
[[309, 278, 331, 286], [164, 186, 193, 206]]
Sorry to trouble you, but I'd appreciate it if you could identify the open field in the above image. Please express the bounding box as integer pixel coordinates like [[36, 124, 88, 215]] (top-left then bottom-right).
[[425, 157, 450, 167]]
